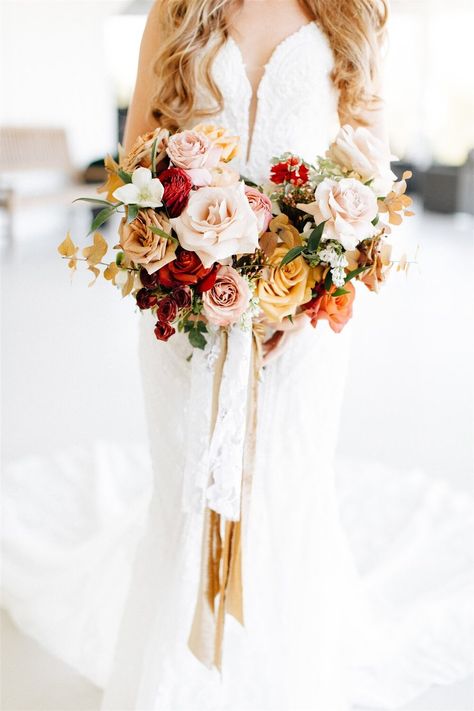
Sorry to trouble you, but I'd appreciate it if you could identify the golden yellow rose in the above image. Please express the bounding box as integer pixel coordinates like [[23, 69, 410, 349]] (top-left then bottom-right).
[[192, 123, 240, 162], [119, 209, 176, 274], [257, 245, 316, 323]]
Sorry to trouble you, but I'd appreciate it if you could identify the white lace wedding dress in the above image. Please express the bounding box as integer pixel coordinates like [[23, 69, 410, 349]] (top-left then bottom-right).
[[102, 22, 367, 711]]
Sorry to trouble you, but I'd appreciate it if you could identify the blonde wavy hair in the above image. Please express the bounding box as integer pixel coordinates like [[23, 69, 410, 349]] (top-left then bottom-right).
[[150, 0, 388, 130]]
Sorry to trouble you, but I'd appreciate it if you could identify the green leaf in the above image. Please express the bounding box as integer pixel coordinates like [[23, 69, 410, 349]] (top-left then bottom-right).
[[307, 221, 326, 251], [371, 215, 380, 227], [127, 204, 139, 223], [280, 245, 305, 267], [331, 287, 350, 297], [149, 225, 175, 242], [88, 205, 118, 234], [196, 321, 208, 333], [324, 269, 333, 291], [73, 197, 114, 207], [188, 328, 207, 350], [344, 265, 371, 283], [117, 169, 132, 184], [287, 313, 294, 324], [115, 251, 125, 266]]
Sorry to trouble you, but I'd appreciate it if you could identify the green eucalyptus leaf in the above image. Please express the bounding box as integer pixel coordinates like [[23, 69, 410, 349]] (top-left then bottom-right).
[[307, 221, 326, 251], [188, 328, 207, 350], [149, 225, 174, 241], [324, 269, 333, 291], [127, 204, 139, 223], [344, 265, 371, 283], [117, 169, 132, 184], [331, 287, 350, 297], [73, 197, 114, 207], [88, 205, 118, 234], [371, 215, 380, 227], [280, 245, 305, 267]]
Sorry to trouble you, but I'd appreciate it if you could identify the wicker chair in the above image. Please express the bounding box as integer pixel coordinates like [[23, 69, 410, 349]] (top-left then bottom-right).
[[0, 126, 102, 245]]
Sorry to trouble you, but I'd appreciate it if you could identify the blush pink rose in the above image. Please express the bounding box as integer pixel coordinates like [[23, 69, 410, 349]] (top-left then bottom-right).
[[326, 124, 397, 196], [166, 130, 221, 187], [298, 177, 378, 251], [244, 186, 273, 234], [201, 265, 251, 327]]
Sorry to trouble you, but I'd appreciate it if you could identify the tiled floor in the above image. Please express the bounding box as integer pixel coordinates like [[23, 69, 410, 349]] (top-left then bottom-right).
[[1, 200, 473, 710]]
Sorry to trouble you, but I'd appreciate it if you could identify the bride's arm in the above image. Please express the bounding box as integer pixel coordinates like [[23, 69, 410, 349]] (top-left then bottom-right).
[[122, 2, 162, 153]]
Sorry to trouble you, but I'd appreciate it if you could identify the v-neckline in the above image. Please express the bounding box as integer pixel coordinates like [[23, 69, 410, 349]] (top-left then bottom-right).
[[226, 21, 316, 165]]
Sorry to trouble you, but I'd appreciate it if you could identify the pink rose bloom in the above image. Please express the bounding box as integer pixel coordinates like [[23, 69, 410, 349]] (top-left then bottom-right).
[[298, 177, 378, 251], [326, 124, 397, 196], [201, 266, 251, 327], [170, 181, 259, 268], [244, 186, 273, 234], [166, 130, 221, 187]]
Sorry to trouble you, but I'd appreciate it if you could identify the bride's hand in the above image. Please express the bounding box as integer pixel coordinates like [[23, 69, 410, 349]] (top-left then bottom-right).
[[262, 312, 308, 365]]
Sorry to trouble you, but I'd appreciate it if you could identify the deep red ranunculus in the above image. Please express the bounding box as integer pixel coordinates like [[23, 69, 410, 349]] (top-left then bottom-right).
[[154, 320, 176, 341], [139, 267, 161, 290], [159, 167, 193, 217], [136, 288, 158, 310], [157, 247, 214, 288], [156, 295, 178, 323], [172, 286, 192, 310], [270, 157, 309, 186]]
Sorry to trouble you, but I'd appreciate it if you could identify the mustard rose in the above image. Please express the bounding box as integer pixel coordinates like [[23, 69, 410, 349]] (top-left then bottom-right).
[[192, 123, 240, 162], [119, 209, 176, 274], [122, 128, 169, 173], [257, 245, 316, 323]]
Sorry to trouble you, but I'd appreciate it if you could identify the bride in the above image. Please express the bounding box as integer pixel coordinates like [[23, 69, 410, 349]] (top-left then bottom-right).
[[102, 0, 389, 709]]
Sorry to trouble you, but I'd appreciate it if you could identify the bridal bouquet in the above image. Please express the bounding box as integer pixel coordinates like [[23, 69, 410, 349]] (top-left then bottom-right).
[[58, 123, 413, 350], [58, 122, 413, 670]]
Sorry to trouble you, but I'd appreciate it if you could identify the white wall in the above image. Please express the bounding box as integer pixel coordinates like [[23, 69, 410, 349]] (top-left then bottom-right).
[[0, 0, 128, 167]]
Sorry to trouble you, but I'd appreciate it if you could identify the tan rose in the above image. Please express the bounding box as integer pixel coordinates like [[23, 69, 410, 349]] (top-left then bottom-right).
[[257, 244, 316, 322], [346, 238, 392, 293], [192, 123, 240, 162], [122, 127, 169, 173], [119, 209, 176, 274]]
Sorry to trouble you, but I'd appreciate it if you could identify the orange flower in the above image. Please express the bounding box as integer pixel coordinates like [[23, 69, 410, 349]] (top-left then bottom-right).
[[304, 282, 355, 333], [98, 154, 124, 203]]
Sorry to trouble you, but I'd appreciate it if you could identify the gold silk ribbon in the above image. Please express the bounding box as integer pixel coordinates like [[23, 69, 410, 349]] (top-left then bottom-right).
[[188, 324, 264, 671]]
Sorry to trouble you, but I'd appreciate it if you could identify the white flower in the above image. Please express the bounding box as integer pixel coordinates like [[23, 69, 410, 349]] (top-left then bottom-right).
[[113, 167, 164, 208], [331, 267, 346, 287], [318, 245, 348, 269]]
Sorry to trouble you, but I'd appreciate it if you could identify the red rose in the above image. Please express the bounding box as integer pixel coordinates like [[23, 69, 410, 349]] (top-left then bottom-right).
[[154, 320, 175, 341], [136, 288, 158, 310], [172, 286, 192, 310], [158, 247, 214, 288], [196, 264, 219, 293], [270, 157, 309, 186], [159, 167, 193, 217], [156, 295, 178, 323], [139, 267, 161, 290]]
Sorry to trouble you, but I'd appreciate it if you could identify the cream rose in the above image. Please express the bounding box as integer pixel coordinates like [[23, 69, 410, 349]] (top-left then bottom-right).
[[244, 186, 273, 234], [201, 266, 251, 326], [170, 182, 259, 268], [166, 130, 221, 186], [326, 124, 397, 196], [257, 245, 316, 323], [119, 209, 176, 274], [298, 178, 378, 251]]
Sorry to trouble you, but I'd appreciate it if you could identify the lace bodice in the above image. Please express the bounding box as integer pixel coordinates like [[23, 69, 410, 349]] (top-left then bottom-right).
[[207, 21, 340, 183]]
